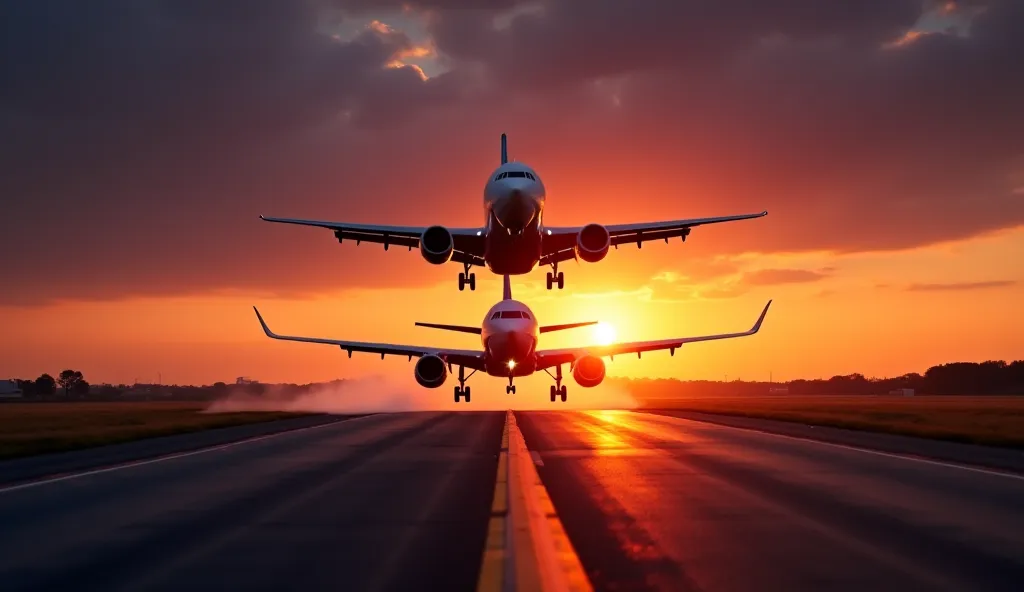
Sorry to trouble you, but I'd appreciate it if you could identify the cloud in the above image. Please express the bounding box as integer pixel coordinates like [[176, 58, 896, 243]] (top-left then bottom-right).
[[2, 0, 1024, 304], [741, 268, 831, 285], [907, 280, 1017, 291]]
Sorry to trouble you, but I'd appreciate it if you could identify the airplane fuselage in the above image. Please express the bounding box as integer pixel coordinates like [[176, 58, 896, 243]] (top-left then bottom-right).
[[478, 297, 540, 377], [482, 162, 547, 275]]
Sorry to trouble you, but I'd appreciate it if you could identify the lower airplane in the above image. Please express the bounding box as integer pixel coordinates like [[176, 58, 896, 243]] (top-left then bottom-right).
[[253, 277, 771, 403]]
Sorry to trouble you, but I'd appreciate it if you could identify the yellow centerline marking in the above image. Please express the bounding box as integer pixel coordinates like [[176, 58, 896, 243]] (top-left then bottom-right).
[[477, 411, 592, 592], [476, 413, 510, 592]]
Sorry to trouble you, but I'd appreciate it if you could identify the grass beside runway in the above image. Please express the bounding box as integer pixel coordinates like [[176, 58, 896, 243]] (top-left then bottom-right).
[[0, 401, 311, 460], [637, 395, 1024, 448]]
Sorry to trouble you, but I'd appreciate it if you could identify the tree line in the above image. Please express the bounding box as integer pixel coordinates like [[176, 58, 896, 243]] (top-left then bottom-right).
[[15, 370, 89, 397], [9, 360, 1024, 401], [616, 360, 1024, 398]]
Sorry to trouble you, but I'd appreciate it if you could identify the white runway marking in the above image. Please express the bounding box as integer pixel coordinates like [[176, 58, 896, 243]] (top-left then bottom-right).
[[0, 416, 367, 495]]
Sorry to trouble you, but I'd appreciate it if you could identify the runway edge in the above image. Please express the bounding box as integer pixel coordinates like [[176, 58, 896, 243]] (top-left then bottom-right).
[[477, 411, 592, 592]]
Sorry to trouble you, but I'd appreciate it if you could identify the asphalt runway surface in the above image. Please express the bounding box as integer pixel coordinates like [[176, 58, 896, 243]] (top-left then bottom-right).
[[3, 410, 1024, 591]]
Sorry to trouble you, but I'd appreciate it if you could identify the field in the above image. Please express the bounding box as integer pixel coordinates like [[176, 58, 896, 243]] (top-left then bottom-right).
[[637, 395, 1024, 448], [0, 401, 310, 460]]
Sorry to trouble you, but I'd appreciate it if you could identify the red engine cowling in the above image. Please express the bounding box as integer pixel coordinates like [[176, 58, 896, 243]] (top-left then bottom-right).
[[420, 226, 454, 265], [572, 355, 606, 387], [414, 355, 448, 388], [575, 223, 610, 263]]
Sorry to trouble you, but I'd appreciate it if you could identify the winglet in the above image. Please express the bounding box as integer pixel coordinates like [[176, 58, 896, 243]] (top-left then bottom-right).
[[750, 300, 772, 333], [503, 274, 512, 300], [500, 133, 508, 165], [253, 306, 277, 339]]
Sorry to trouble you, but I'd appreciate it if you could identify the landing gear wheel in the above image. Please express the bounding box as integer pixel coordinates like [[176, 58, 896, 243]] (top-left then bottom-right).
[[506, 385, 516, 395], [454, 386, 463, 402], [546, 271, 565, 290], [468, 273, 476, 290], [463, 386, 471, 403], [550, 385, 557, 402], [559, 385, 567, 402]]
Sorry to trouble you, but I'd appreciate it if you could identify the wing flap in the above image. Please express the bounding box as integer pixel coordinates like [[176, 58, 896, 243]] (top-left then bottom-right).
[[260, 215, 486, 258], [541, 211, 767, 260]]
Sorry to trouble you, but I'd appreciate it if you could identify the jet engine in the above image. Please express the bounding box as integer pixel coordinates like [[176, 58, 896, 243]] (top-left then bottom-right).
[[575, 223, 611, 263], [572, 355, 606, 387], [420, 226, 454, 265], [414, 354, 448, 388]]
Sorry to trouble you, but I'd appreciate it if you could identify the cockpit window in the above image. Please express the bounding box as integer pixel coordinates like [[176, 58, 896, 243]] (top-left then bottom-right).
[[495, 171, 536, 182], [522, 311, 532, 319]]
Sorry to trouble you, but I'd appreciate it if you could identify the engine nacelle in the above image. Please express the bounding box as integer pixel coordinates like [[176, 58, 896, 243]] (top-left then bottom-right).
[[572, 355, 606, 388], [414, 355, 448, 388], [420, 225, 454, 265], [575, 223, 610, 263]]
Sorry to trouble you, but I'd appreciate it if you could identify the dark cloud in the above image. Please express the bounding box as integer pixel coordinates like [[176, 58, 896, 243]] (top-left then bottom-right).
[[742, 269, 830, 286], [2, 0, 1024, 305], [907, 280, 1017, 291]]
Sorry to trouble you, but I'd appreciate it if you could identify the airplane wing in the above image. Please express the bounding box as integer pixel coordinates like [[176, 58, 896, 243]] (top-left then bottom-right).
[[259, 215, 487, 266], [254, 307, 486, 370], [535, 300, 771, 369], [540, 211, 767, 265]]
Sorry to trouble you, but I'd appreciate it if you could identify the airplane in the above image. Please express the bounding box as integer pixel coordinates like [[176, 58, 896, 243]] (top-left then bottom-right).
[[259, 133, 767, 292], [253, 276, 772, 403]]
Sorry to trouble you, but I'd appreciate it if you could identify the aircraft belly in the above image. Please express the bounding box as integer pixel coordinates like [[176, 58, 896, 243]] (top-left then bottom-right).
[[483, 333, 537, 376], [484, 227, 543, 274]]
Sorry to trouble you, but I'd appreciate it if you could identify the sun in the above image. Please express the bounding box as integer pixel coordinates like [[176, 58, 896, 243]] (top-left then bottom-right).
[[594, 322, 617, 345]]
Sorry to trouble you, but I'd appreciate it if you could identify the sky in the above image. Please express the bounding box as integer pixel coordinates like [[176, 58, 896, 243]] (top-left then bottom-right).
[[2, 0, 1023, 388]]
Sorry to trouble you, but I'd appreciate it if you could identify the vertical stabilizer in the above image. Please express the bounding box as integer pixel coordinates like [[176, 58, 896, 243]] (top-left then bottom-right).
[[503, 274, 512, 300], [500, 133, 508, 165]]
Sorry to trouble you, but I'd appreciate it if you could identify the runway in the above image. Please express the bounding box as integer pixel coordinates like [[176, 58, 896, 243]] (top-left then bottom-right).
[[2, 410, 1024, 591]]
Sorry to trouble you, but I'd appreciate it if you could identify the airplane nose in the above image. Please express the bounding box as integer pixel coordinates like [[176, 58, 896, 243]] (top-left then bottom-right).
[[496, 188, 537, 232]]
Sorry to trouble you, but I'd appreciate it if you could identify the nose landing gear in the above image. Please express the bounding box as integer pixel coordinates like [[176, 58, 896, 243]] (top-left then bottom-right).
[[506, 374, 516, 395], [454, 365, 477, 403], [544, 365, 568, 402], [458, 262, 476, 291], [545, 261, 564, 290]]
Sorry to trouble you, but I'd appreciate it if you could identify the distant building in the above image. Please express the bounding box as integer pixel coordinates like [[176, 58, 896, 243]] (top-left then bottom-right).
[[889, 388, 915, 396], [236, 376, 258, 385], [768, 386, 789, 394], [0, 380, 23, 398]]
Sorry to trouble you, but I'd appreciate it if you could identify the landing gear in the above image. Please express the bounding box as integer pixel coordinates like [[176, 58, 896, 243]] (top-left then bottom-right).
[[549, 385, 567, 402], [545, 261, 564, 290], [458, 263, 476, 291], [544, 365, 568, 402], [453, 365, 476, 402], [506, 374, 516, 395]]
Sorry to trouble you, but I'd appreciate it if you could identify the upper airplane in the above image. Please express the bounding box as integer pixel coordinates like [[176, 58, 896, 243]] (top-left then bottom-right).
[[260, 133, 767, 291], [253, 276, 771, 403]]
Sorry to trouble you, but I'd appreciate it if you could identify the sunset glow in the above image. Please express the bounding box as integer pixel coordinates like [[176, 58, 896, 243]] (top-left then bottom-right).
[[2, 2, 1023, 389]]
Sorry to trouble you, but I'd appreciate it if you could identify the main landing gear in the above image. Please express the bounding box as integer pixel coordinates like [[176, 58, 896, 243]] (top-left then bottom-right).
[[458, 262, 476, 291], [544, 365, 568, 402], [506, 374, 516, 395], [454, 365, 477, 403], [546, 261, 564, 290]]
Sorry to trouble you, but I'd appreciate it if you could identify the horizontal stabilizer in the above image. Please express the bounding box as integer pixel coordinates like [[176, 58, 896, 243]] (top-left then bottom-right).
[[539, 321, 599, 334], [415, 322, 482, 335]]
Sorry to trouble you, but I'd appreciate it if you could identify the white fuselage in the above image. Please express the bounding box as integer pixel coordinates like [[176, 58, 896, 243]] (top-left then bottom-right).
[[479, 298, 540, 377], [482, 163, 547, 274]]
